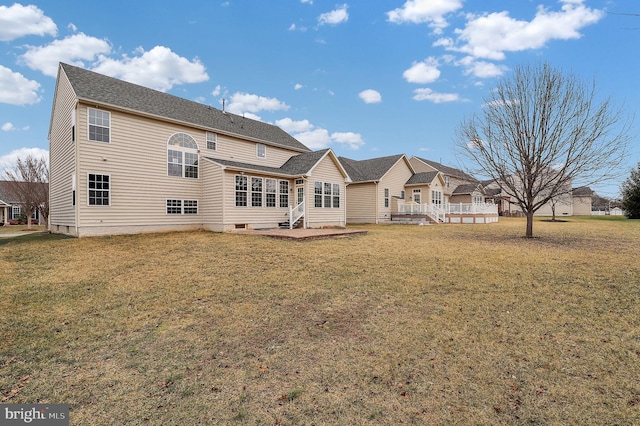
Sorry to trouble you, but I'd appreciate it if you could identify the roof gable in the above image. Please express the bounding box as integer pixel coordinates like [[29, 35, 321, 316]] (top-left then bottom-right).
[[405, 171, 441, 186], [204, 149, 349, 179], [59, 63, 310, 153], [338, 154, 411, 183]]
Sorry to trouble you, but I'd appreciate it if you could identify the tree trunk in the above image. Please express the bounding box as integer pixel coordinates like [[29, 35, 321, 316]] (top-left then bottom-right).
[[525, 212, 534, 238]]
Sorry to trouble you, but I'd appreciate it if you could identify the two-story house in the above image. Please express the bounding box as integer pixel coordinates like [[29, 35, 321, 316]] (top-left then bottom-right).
[[49, 63, 349, 237]]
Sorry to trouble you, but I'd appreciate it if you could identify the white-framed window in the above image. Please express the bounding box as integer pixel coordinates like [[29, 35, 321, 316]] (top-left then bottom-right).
[[266, 179, 277, 207], [235, 175, 248, 207], [314, 181, 323, 208], [473, 194, 483, 204], [445, 176, 450, 188], [401, 190, 406, 200], [251, 177, 263, 207], [256, 143, 266, 158], [206, 132, 217, 150], [384, 188, 389, 208], [314, 181, 340, 208], [166, 199, 198, 214], [88, 173, 110, 206], [279, 180, 289, 208], [413, 189, 421, 204], [167, 133, 199, 178], [432, 190, 442, 205], [88, 108, 110, 143], [11, 206, 20, 219]]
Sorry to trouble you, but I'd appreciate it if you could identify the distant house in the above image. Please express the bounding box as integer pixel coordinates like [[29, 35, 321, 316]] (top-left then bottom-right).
[[341, 154, 497, 224], [572, 187, 593, 216], [48, 63, 349, 237], [408, 156, 479, 204], [0, 181, 46, 225], [482, 176, 593, 217], [339, 154, 415, 223]]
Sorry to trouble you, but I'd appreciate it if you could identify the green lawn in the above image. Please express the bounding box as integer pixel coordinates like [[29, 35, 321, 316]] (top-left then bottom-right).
[[1, 217, 639, 425]]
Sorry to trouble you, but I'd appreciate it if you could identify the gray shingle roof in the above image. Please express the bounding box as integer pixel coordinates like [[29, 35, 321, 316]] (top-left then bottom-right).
[[413, 157, 477, 182], [452, 184, 483, 195], [338, 154, 405, 182], [204, 149, 332, 177], [59, 63, 310, 153], [572, 186, 593, 196], [405, 171, 439, 185]]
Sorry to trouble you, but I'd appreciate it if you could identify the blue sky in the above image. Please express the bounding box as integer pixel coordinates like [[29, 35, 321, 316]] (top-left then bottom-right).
[[1, 0, 638, 197]]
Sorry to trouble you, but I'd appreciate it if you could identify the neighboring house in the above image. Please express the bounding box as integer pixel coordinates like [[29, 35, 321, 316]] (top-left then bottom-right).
[[338, 154, 415, 223], [0, 181, 45, 225], [48, 63, 349, 237], [409, 156, 478, 204], [483, 176, 581, 217], [572, 187, 593, 216]]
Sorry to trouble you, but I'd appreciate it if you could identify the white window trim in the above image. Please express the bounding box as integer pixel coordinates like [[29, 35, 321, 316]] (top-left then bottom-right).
[[167, 132, 199, 179], [87, 173, 111, 207], [206, 132, 217, 150], [87, 107, 111, 143], [256, 143, 266, 159], [166, 199, 198, 214]]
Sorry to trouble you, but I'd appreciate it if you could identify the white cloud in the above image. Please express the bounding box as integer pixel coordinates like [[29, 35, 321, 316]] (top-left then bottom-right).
[[387, 0, 463, 34], [0, 3, 57, 41], [2, 122, 16, 131], [0, 66, 42, 105], [358, 89, 382, 104], [91, 46, 208, 92], [276, 118, 314, 133], [0, 147, 49, 178], [211, 85, 222, 97], [457, 56, 508, 78], [293, 128, 332, 150], [227, 92, 289, 114], [318, 4, 349, 26], [331, 131, 364, 149], [403, 57, 441, 84], [412, 88, 460, 103], [294, 83, 303, 90], [283, 123, 364, 150], [440, 0, 604, 60], [21, 33, 112, 77]]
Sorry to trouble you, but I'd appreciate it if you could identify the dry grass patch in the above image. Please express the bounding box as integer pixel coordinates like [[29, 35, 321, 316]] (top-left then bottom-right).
[[1, 217, 639, 424]]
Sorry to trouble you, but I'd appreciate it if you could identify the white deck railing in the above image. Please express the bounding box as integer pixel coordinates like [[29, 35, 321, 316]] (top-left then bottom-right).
[[289, 200, 305, 229], [447, 202, 498, 215], [397, 202, 446, 222], [397, 201, 498, 218]]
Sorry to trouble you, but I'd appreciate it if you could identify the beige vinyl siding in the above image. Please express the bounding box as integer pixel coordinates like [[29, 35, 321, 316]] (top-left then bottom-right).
[[345, 183, 377, 223], [222, 170, 291, 230], [378, 160, 414, 220], [409, 157, 437, 174], [573, 195, 592, 215], [210, 133, 300, 167], [49, 72, 79, 233], [75, 104, 203, 234], [200, 159, 225, 231], [306, 155, 346, 228]]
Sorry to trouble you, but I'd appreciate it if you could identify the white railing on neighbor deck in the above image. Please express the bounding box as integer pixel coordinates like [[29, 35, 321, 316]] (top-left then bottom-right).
[[397, 201, 498, 218], [447, 202, 498, 215], [289, 200, 305, 229], [397, 202, 446, 222]]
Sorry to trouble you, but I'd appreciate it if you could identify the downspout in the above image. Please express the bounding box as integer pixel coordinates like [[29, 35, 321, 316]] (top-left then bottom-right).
[[74, 104, 80, 236]]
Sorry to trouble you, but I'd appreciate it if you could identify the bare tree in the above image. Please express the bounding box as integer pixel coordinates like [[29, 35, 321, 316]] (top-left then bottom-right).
[[455, 63, 631, 237], [3, 155, 49, 229]]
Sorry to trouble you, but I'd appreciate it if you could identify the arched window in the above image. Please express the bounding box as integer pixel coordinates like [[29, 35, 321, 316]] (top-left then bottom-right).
[[167, 133, 199, 178]]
